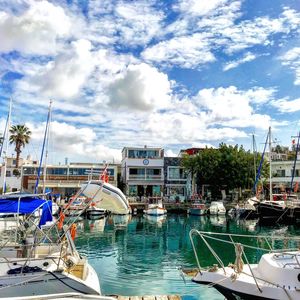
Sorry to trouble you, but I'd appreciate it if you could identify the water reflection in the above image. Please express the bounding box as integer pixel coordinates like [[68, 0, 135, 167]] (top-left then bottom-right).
[[74, 214, 300, 299]]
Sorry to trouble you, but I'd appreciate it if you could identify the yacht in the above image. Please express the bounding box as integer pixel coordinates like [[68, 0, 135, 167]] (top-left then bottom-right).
[[187, 230, 300, 300], [0, 194, 110, 299], [143, 198, 167, 216], [209, 201, 226, 215]]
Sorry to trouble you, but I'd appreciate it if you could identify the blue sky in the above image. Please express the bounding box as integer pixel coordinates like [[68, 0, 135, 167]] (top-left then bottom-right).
[[1, 0, 300, 163]]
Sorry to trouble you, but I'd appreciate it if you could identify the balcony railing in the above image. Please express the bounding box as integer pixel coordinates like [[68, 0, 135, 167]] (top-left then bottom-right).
[[128, 174, 163, 181]]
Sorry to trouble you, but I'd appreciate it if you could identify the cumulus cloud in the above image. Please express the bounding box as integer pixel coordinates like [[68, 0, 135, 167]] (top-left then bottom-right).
[[280, 47, 300, 85], [29, 120, 121, 162], [194, 86, 274, 129], [107, 63, 172, 111], [270, 97, 300, 113], [0, 1, 71, 55], [17, 39, 95, 99]]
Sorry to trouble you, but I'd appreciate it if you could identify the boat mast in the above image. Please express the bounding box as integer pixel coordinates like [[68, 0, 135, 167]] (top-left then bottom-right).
[[290, 132, 300, 192], [1, 98, 12, 195], [252, 134, 257, 189], [269, 126, 272, 202], [42, 100, 52, 195], [34, 100, 52, 195]]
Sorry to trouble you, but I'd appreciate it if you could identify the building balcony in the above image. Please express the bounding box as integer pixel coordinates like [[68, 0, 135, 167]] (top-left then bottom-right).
[[128, 174, 164, 181]]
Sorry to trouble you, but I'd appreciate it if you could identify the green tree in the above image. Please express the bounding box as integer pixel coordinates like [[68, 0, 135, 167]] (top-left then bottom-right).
[[9, 125, 31, 168], [182, 143, 269, 200]]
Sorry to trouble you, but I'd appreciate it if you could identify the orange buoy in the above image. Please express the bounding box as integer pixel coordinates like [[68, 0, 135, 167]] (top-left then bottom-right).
[[70, 224, 77, 241], [58, 211, 65, 230]]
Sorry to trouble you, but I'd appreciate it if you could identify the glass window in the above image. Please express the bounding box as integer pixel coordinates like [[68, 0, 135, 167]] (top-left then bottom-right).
[[6, 171, 11, 177], [276, 169, 285, 177], [129, 168, 145, 175], [296, 169, 300, 177], [153, 185, 161, 196], [168, 167, 187, 180], [129, 185, 137, 196]]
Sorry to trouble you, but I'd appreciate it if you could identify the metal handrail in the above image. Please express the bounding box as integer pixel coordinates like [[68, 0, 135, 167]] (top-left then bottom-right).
[[189, 229, 300, 292]]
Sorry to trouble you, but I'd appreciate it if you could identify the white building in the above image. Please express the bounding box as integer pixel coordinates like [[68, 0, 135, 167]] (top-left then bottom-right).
[[270, 159, 300, 190], [121, 146, 164, 197], [0, 156, 38, 192]]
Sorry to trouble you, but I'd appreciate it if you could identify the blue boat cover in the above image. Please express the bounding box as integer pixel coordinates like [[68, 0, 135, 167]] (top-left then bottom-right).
[[0, 196, 52, 227]]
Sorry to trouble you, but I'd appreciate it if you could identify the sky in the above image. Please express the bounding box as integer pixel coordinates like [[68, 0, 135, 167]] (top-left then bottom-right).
[[1, 0, 300, 164]]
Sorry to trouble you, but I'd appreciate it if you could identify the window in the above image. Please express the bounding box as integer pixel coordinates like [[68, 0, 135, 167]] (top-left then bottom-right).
[[6, 171, 11, 177], [129, 185, 137, 196], [276, 169, 285, 177], [296, 169, 300, 177], [129, 168, 145, 175], [168, 167, 187, 180]]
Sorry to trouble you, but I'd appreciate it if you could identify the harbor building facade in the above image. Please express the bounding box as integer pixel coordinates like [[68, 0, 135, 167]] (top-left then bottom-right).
[[164, 157, 188, 202], [21, 162, 118, 196], [121, 146, 164, 198]]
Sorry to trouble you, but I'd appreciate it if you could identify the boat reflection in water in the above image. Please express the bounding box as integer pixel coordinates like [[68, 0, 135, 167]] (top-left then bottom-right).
[[237, 219, 259, 232], [107, 214, 132, 229], [209, 215, 227, 227], [86, 217, 107, 233], [144, 214, 167, 227]]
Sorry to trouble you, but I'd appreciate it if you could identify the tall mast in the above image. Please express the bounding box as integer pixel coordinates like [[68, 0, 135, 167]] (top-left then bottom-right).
[[34, 100, 52, 194], [2, 97, 12, 195], [268, 126, 272, 202], [42, 100, 52, 195], [291, 132, 300, 191], [252, 134, 256, 186]]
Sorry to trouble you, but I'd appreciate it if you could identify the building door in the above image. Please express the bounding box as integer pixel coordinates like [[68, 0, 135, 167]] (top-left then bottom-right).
[[146, 185, 153, 196], [137, 185, 145, 197]]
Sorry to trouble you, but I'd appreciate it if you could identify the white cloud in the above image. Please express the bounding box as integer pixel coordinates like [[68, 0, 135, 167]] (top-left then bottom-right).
[[194, 86, 274, 128], [173, 0, 228, 16], [0, 1, 71, 55], [280, 47, 300, 85], [29, 120, 121, 162], [270, 97, 300, 113], [142, 33, 215, 68], [223, 52, 256, 71], [107, 63, 172, 111], [16, 39, 95, 99]]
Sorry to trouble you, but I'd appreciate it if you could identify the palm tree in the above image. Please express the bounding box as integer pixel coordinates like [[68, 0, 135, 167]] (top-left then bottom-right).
[[9, 125, 31, 168]]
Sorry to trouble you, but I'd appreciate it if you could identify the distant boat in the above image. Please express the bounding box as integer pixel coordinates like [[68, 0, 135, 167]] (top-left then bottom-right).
[[209, 201, 226, 215], [187, 200, 206, 216], [144, 198, 167, 216]]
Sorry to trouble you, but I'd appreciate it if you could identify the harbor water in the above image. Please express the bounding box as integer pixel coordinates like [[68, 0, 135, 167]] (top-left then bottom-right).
[[75, 214, 300, 299]]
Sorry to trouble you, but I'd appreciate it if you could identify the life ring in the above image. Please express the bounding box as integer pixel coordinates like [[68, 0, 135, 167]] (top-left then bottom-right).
[[70, 224, 77, 241]]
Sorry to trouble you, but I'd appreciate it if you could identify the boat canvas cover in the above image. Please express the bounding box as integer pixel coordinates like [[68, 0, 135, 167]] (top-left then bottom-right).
[[0, 196, 52, 227]]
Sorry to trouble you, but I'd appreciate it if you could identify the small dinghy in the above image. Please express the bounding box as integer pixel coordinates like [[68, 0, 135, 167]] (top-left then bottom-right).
[[186, 230, 300, 300]]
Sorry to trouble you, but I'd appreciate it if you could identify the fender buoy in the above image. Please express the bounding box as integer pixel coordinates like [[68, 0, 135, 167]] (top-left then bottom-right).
[[70, 224, 77, 241], [58, 211, 65, 230]]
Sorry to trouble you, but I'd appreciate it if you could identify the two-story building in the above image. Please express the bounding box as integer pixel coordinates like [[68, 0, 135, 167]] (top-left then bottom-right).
[[21, 162, 119, 196], [164, 157, 188, 201], [121, 146, 164, 198]]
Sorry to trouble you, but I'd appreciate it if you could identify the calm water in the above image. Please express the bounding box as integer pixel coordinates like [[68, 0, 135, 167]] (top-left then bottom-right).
[[74, 214, 300, 299]]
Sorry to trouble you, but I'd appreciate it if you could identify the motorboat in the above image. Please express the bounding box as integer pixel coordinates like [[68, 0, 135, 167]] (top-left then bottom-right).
[[0, 194, 112, 299], [80, 180, 131, 215], [86, 205, 108, 219], [186, 230, 300, 300], [143, 199, 167, 216], [187, 201, 207, 216], [209, 201, 226, 215]]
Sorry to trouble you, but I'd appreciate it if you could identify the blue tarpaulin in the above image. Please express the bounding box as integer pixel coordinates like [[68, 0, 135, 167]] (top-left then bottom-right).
[[0, 196, 52, 227]]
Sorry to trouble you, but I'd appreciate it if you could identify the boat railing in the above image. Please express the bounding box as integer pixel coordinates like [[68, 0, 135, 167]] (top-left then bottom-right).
[[189, 229, 300, 291]]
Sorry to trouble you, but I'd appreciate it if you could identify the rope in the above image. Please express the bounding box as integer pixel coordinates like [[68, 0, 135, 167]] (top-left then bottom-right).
[[234, 243, 244, 274]]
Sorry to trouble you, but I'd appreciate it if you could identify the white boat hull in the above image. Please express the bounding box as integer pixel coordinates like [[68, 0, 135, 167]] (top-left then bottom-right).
[[193, 265, 300, 300], [144, 208, 167, 216], [81, 181, 131, 215]]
